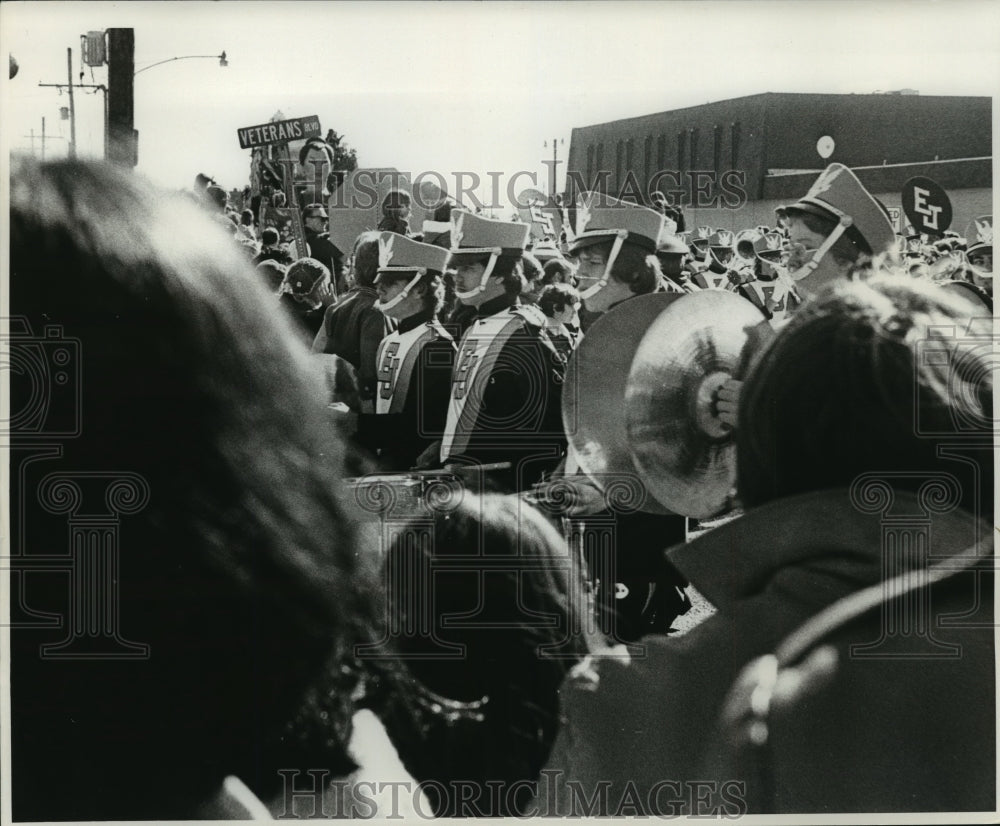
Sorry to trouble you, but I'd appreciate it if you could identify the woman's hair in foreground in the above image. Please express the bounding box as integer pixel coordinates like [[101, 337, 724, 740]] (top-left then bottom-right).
[[738, 274, 993, 517], [379, 494, 592, 815], [10, 159, 376, 817]]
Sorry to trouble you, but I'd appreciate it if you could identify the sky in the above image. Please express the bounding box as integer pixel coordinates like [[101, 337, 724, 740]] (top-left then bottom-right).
[[3, 0, 999, 209]]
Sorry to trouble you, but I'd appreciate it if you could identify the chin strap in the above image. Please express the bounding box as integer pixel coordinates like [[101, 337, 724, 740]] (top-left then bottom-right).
[[454, 249, 501, 299], [374, 269, 426, 312], [578, 230, 627, 300], [787, 216, 853, 282]]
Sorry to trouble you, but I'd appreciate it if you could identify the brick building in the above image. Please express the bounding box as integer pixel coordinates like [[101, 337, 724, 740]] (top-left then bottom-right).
[[565, 92, 991, 234]]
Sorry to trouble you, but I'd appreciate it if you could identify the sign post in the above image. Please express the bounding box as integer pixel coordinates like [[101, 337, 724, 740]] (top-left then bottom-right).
[[238, 114, 322, 261], [237, 115, 322, 150]]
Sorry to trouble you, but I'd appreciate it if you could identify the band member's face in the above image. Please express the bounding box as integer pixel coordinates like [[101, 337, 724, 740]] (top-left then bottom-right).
[[375, 278, 420, 318], [710, 247, 734, 267], [785, 215, 847, 299], [574, 247, 608, 286], [657, 253, 683, 277], [455, 261, 486, 293], [969, 251, 993, 273], [454, 260, 502, 306]]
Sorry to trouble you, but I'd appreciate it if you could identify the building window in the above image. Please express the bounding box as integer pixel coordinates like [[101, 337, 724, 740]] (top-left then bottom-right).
[[677, 131, 686, 170], [731, 122, 741, 168], [587, 145, 595, 182], [713, 124, 722, 172], [689, 128, 700, 168], [657, 135, 667, 170], [616, 140, 624, 185], [626, 138, 635, 173]]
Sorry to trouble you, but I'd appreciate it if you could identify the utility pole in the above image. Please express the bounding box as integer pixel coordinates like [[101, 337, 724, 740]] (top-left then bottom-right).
[[23, 118, 66, 159], [67, 48, 76, 158], [107, 28, 135, 167]]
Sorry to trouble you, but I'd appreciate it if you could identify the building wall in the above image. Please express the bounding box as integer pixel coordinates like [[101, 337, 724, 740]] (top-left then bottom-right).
[[565, 93, 992, 205]]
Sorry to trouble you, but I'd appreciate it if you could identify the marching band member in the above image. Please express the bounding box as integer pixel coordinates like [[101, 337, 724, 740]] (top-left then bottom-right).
[[964, 214, 993, 301], [558, 194, 692, 640], [690, 229, 736, 290], [715, 162, 896, 428], [370, 232, 457, 471], [655, 232, 694, 293], [434, 211, 566, 492], [571, 192, 670, 329]]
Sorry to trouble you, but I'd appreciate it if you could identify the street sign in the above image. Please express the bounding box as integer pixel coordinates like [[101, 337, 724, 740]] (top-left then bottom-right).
[[237, 115, 321, 150], [901, 176, 952, 237]]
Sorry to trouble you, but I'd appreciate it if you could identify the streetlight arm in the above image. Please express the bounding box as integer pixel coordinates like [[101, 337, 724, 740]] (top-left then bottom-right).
[[134, 53, 226, 76]]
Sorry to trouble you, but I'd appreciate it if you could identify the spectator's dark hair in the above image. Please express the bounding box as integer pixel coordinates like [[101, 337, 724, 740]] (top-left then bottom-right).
[[239, 208, 254, 226], [542, 258, 575, 286], [352, 230, 380, 287], [380, 495, 592, 816], [381, 188, 411, 214], [9, 159, 380, 819], [537, 283, 581, 318], [738, 275, 992, 518], [261, 226, 280, 246], [522, 251, 543, 285]]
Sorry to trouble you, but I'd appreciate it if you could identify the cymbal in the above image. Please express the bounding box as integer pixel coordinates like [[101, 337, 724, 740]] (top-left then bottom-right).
[[562, 293, 681, 514], [939, 279, 993, 313], [625, 290, 766, 518]]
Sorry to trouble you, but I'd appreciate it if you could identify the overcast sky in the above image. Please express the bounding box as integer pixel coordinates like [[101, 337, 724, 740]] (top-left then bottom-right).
[[3, 0, 999, 205]]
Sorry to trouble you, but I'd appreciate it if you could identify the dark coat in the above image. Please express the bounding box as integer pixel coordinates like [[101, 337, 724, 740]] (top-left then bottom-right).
[[442, 294, 567, 492], [371, 311, 457, 471], [317, 286, 395, 412], [533, 488, 989, 816], [709, 543, 994, 814], [304, 227, 346, 293]]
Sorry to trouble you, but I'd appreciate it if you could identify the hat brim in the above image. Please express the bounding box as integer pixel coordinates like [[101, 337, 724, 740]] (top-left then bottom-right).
[[776, 201, 836, 222]]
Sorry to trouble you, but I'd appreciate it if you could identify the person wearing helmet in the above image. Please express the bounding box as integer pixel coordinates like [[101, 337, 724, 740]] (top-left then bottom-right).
[[433, 211, 566, 492], [568, 193, 668, 324], [559, 193, 692, 640], [370, 233, 457, 470], [716, 163, 896, 428], [655, 232, 693, 292], [963, 215, 993, 298]]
